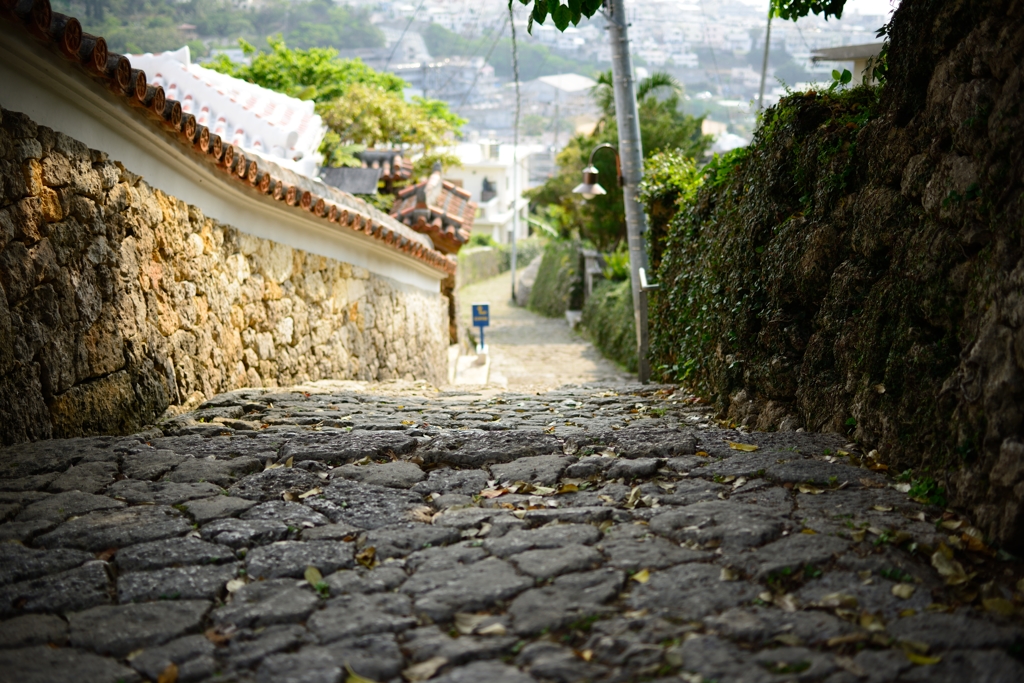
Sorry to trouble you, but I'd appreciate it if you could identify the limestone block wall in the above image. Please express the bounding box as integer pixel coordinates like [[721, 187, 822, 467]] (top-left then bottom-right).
[[0, 106, 447, 445]]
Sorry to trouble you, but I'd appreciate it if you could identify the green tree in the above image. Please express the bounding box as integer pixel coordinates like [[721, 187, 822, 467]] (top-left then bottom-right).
[[208, 37, 405, 103], [526, 71, 710, 250], [208, 40, 464, 172], [513, 0, 849, 33]]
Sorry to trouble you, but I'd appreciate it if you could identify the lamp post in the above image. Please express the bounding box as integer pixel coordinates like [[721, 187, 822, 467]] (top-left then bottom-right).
[[572, 143, 621, 199]]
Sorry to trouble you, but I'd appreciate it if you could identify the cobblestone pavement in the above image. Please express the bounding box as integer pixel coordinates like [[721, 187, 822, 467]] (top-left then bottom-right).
[[2, 380, 1023, 683], [457, 273, 632, 391]]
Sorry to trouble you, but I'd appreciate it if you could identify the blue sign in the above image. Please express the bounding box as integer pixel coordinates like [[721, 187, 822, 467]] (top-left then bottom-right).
[[472, 303, 490, 350], [472, 304, 490, 327]]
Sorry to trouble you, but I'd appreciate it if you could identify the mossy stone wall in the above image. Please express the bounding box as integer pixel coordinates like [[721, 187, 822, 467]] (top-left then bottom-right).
[[646, 0, 1024, 549]]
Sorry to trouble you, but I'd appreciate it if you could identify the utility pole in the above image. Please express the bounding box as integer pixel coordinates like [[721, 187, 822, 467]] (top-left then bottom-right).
[[606, 0, 653, 383], [758, 2, 773, 110], [509, 2, 521, 302]]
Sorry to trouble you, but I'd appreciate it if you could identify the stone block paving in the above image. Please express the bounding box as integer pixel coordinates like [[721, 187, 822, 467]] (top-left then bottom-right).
[[1, 380, 1023, 683]]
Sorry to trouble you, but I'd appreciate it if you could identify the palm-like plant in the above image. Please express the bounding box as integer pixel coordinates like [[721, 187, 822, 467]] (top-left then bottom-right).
[[592, 70, 683, 125]]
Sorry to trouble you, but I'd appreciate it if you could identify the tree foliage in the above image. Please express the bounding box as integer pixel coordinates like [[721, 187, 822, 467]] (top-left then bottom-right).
[[526, 71, 710, 250], [516, 0, 849, 33], [53, 0, 384, 55], [208, 40, 464, 172], [209, 37, 405, 104]]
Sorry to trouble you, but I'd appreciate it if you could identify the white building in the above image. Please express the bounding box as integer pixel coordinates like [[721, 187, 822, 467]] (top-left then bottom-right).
[[442, 140, 545, 244]]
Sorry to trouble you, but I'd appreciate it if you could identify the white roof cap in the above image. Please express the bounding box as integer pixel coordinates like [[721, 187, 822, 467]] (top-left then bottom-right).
[[126, 46, 327, 177]]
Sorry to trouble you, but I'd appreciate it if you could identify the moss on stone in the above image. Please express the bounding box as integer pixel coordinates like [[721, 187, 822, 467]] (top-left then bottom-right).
[[641, 0, 1024, 549]]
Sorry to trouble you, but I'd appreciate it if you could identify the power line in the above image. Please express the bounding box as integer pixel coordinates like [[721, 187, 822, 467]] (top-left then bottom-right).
[[384, 0, 427, 70], [457, 16, 510, 108], [697, 0, 733, 124], [432, 14, 508, 98]]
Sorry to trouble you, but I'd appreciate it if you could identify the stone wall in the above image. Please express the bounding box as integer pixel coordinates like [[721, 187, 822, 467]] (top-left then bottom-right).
[[644, 0, 1024, 549], [0, 106, 448, 445]]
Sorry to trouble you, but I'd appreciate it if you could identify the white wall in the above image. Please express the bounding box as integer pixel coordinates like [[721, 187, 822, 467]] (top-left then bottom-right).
[[0, 25, 443, 294]]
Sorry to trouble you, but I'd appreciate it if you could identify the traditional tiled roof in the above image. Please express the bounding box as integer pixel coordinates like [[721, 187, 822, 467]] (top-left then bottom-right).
[[126, 46, 326, 177], [390, 168, 476, 255], [0, 0, 456, 276], [354, 149, 413, 195]]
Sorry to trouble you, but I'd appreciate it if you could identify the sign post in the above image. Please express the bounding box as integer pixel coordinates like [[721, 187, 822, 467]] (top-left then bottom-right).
[[471, 303, 490, 354]]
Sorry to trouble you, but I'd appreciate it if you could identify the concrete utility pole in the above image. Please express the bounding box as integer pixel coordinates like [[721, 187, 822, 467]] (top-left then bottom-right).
[[606, 0, 653, 383], [758, 2, 774, 110]]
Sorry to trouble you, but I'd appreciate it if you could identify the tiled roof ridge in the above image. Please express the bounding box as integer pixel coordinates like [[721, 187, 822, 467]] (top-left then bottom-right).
[[0, 0, 455, 276], [389, 172, 477, 255]]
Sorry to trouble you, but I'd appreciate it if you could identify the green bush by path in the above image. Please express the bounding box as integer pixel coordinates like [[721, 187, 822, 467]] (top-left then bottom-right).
[[527, 240, 583, 317], [581, 277, 637, 372]]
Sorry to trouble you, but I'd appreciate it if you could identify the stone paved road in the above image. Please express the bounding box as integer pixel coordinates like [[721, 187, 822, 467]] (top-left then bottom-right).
[[1, 380, 1023, 683], [458, 272, 632, 391]]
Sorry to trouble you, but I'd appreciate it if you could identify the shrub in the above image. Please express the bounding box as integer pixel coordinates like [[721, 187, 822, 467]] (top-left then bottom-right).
[[581, 277, 637, 371], [527, 240, 583, 317]]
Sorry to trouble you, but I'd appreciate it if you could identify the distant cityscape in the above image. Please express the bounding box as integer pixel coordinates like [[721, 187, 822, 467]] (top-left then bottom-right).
[[257, 0, 898, 150]]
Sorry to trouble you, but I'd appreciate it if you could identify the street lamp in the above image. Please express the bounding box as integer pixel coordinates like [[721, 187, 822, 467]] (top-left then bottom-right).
[[572, 143, 621, 200]]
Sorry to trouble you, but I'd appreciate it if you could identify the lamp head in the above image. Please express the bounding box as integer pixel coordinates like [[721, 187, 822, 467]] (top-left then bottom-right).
[[572, 165, 606, 200]]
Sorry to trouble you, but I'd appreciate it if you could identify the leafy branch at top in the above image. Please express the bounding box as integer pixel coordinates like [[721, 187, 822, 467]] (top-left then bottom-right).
[[516, 0, 850, 34]]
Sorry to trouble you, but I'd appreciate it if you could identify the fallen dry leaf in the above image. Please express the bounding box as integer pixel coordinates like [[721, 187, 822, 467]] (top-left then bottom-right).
[[827, 633, 869, 647], [577, 649, 594, 662], [720, 567, 739, 581], [477, 622, 507, 636], [401, 420, 416, 426], [982, 597, 1016, 617], [304, 566, 323, 586], [816, 593, 858, 609], [773, 633, 804, 647], [732, 477, 747, 489], [797, 484, 824, 495], [727, 441, 759, 452], [776, 593, 799, 612], [891, 584, 916, 599], [631, 568, 651, 584], [402, 656, 447, 682], [157, 663, 178, 683], [409, 507, 434, 524], [931, 549, 970, 586], [284, 456, 294, 468], [695, 451, 710, 457], [625, 486, 643, 510], [298, 487, 322, 500], [899, 608, 917, 618], [557, 484, 579, 494], [872, 505, 893, 512], [356, 546, 377, 569], [454, 613, 490, 635], [905, 652, 941, 666], [204, 627, 233, 647], [860, 612, 885, 632], [801, 528, 818, 535], [225, 578, 247, 593], [479, 488, 508, 499]]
